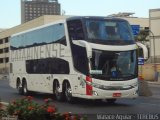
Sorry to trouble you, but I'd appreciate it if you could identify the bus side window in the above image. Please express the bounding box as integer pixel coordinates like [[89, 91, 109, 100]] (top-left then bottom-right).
[[67, 20, 84, 40], [26, 58, 69, 74]]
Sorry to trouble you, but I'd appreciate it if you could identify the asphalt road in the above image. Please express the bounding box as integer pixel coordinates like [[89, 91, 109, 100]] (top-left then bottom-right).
[[0, 79, 160, 120]]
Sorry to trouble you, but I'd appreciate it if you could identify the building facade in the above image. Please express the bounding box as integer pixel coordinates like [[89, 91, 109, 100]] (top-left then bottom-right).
[[0, 29, 6, 32], [0, 37, 9, 73], [21, 0, 61, 23], [149, 9, 160, 63]]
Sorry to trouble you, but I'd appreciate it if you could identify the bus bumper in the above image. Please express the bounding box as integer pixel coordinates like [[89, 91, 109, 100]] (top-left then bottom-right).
[[79, 86, 138, 99]]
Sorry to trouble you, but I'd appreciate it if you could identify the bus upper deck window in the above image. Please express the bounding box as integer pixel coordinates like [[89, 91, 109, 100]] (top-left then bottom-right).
[[67, 20, 84, 40]]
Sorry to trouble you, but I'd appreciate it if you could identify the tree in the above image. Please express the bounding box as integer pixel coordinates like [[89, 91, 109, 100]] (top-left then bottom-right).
[[135, 29, 149, 43], [135, 29, 150, 58]]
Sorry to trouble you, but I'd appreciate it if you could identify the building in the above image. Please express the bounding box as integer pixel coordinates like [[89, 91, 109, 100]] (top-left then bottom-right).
[[108, 12, 149, 29], [0, 29, 6, 32], [137, 9, 160, 81], [21, 0, 61, 23], [122, 17, 149, 29], [149, 8, 160, 63], [0, 15, 68, 73], [108, 12, 135, 17]]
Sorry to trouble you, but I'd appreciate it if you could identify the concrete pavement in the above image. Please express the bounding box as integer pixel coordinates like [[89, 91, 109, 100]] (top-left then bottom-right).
[[0, 74, 8, 81], [147, 81, 160, 85]]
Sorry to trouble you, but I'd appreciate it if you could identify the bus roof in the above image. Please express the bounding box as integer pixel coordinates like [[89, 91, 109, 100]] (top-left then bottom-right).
[[11, 16, 128, 37], [11, 19, 66, 37], [66, 16, 128, 22]]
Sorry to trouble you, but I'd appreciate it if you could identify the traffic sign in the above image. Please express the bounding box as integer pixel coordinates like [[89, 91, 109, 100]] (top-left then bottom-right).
[[138, 57, 144, 65], [131, 25, 140, 36]]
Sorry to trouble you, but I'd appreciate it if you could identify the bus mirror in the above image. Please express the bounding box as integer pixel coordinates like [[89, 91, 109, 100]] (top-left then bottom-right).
[[136, 42, 148, 60]]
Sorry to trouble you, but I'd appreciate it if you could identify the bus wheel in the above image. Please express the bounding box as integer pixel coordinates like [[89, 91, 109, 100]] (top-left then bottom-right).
[[22, 81, 29, 96], [106, 99, 117, 104], [64, 82, 74, 102], [17, 81, 23, 95], [54, 81, 63, 101]]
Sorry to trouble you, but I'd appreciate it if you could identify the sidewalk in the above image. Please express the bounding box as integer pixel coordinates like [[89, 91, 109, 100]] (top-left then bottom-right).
[[147, 80, 160, 85], [0, 102, 8, 111], [0, 102, 8, 105], [0, 74, 8, 80]]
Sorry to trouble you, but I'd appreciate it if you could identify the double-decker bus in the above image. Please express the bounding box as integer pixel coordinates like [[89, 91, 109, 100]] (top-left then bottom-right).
[[9, 16, 139, 103]]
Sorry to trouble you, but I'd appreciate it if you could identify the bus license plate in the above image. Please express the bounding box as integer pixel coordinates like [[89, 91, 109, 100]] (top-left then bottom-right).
[[113, 93, 121, 97]]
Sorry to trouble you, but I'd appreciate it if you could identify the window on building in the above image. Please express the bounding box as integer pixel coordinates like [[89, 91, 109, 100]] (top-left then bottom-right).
[[5, 38, 9, 43], [0, 58, 3, 63], [0, 49, 3, 54], [5, 57, 9, 63], [4, 48, 9, 53], [10, 63, 13, 73], [0, 40, 3, 44]]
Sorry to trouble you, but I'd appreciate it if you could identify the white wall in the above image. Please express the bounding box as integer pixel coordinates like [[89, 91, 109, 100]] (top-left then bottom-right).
[[149, 9, 160, 61]]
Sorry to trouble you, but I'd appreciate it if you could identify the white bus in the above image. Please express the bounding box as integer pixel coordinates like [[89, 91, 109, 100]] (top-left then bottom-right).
[[10, 16, 139, 103]]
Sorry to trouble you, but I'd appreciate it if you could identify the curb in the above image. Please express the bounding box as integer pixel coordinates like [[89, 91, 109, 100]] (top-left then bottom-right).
[[139, 80, 152, 96], [0, 102, 9, 106], [0, 75, 9, 80], [147, 81, 160, 85], [147, 82, 160, 87]]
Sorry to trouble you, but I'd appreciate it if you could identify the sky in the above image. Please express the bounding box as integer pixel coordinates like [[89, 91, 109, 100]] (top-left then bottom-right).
[[0, 0, 160, 28]]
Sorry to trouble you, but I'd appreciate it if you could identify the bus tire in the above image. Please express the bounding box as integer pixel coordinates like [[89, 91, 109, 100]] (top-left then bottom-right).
[[22, 80, 29, 96], [64, 81, 74, 103], [17, 79, 23, 95], [106, 99, 117, 104], [53, 80, 64, 101]]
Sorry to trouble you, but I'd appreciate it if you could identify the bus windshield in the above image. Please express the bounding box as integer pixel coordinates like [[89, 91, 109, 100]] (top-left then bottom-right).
[[85, 19, 134, 44], [90, 50, 137, 80]]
